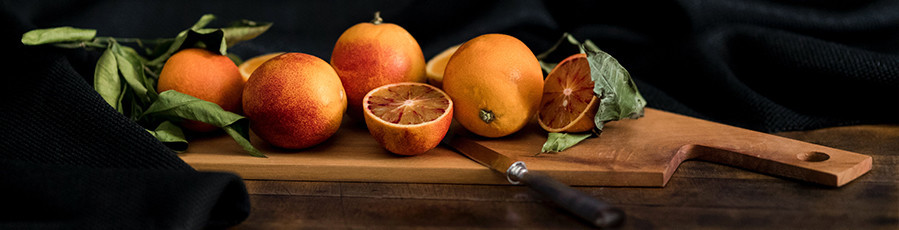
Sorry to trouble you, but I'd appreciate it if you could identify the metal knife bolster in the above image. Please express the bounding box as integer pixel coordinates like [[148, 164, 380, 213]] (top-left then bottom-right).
[[506, 161, 528, 184], [443, 133, 626, 228]]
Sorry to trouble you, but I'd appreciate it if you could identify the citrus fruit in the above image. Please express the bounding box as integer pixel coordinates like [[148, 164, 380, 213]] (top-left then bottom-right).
[[362, 82, 453, 155], [242, 52, 347, 149], [157, 48, 245, 132], [238, 52, 285, 82], [424, 44, 461, 88], [330, 12, 426, 121], [537, 53, 599, 133], [442, 34, 544, 138]]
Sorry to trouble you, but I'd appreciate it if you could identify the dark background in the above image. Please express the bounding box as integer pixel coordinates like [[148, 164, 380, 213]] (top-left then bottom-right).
[[7, 0, 899, 132], [2, 0, 898, 228]]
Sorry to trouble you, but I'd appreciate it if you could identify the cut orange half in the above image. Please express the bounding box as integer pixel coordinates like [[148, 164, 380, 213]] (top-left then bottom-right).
[[363, 82, 453, 155], [424, 44, 461, 88], [538, 53, 599, 133], [238, 52, 285, 82]]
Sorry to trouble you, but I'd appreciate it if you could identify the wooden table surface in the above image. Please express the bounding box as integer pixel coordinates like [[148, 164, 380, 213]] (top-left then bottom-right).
[[232, 124, 898, 229]]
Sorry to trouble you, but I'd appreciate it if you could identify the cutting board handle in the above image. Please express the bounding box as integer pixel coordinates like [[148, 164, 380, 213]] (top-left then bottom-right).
[[678, 141, 872, 187]]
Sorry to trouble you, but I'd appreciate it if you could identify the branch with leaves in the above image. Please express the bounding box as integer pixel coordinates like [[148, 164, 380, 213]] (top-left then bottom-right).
[[21, 14, 272, 157]]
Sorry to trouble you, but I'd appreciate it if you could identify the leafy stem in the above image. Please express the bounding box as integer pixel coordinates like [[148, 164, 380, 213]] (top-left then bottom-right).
[[20, 14, 272, 157]]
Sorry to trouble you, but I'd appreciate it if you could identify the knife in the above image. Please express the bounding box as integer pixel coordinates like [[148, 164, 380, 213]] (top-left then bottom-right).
[[442, 132, 625, 228]]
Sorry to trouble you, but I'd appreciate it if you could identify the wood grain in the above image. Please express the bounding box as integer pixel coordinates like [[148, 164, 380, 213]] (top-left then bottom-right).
[[234, 124, 899, 229], [181, 108, 872, 187]]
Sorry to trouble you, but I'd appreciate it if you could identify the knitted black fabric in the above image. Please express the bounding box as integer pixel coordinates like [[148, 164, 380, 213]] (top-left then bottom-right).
[[0, 47, 251, 229], [2, 3, 249, 229], [2, 0, 898, 229]]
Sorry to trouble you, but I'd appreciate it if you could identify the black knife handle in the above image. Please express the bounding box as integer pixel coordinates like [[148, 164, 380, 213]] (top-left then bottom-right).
[[518, 170, 625, 228]]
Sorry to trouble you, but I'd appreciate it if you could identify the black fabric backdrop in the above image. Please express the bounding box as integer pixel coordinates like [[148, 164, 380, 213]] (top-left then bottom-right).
[[2, 0, 898, 229]]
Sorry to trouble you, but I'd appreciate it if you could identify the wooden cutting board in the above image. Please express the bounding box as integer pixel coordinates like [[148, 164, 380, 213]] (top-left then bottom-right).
[[179, 108, 872, 187]]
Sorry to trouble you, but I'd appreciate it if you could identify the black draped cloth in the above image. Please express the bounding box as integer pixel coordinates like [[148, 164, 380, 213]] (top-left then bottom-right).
[[2, 0, 897, 229]]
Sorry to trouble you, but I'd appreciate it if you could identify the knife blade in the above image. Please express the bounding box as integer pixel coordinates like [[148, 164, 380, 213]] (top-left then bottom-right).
[[443, 132, 625, 228]]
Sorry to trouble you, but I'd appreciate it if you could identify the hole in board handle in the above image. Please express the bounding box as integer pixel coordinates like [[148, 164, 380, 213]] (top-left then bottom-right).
[[797, 151, 830, 162]]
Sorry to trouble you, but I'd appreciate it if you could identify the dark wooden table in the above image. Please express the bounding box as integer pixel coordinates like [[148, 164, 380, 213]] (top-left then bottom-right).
[[234, 124, 898, 229]]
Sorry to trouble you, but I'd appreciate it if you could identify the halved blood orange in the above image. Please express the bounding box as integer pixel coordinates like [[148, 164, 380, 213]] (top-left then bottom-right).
[[363, 82, 453, 155], [424, 44, 461, 88], [538, 53, 599, 133]]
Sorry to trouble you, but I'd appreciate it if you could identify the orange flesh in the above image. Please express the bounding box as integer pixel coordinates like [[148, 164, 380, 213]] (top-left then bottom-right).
[[367, 85, 450, 125], [539, 56, 594, 129]]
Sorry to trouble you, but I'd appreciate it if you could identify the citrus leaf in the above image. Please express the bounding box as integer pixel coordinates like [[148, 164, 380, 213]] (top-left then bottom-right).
[[191, 14, 216, 30], [141, 90, 242, 127], [116, 82, 130, 115], [129, 93, 144, 121], [147, 14, 220, 66], [223, 121, 266, 158], [115, 43, 157, 101], [110, 42, 152, 105], [146, 15, 268, 65], [141, 90, 266, 157], [585, 47, 646, 131], [541, 132, 592, 153], [222, 20, 272, 48], [21, 27, 96, 45], [93, 47, 123, 111], [177, 28, 228, 55], [147, 121, 188, 151]]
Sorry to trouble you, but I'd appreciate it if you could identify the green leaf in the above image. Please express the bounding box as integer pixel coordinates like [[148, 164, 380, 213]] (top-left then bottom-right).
[[221, 20, 272, 48], [147, 121, 188, 151], [147, 15, 217, 66], [110, 42, 152, 104], [142, 90, 266, 157], [129, 93, 144, 121], [223, 122, 266, 158], [147, 15, 270, 66], [148, 31, 187, 66], [152, 28, 228, 61], [541, 133, 593, 153], [116, 81, 130, 115], [585, 47, 646, 131], [192, 14, 217, 30], [21, 27, 96, 45], [93, 47, 123, 111], [142, 90, 242, 127], [188, 29, 228, 55]]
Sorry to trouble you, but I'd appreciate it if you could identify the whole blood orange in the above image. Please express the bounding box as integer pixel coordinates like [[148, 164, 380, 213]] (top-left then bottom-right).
[[363, 82, 453, 155], [157, 48, 245, 132], [538, 53, 599, 133], [242, 53, 347, 149], [330, 12, 426, 121], [442, 34, 544, 138]]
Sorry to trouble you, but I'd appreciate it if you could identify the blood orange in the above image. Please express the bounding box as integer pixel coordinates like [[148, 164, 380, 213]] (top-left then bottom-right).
[[538, 53, 599, 133], [242, 52, 347, 149], [330, 12, 427, 121], [363, 82, 453, 155], [443, 34, 544, 138], [157, 48, 245, 132]]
